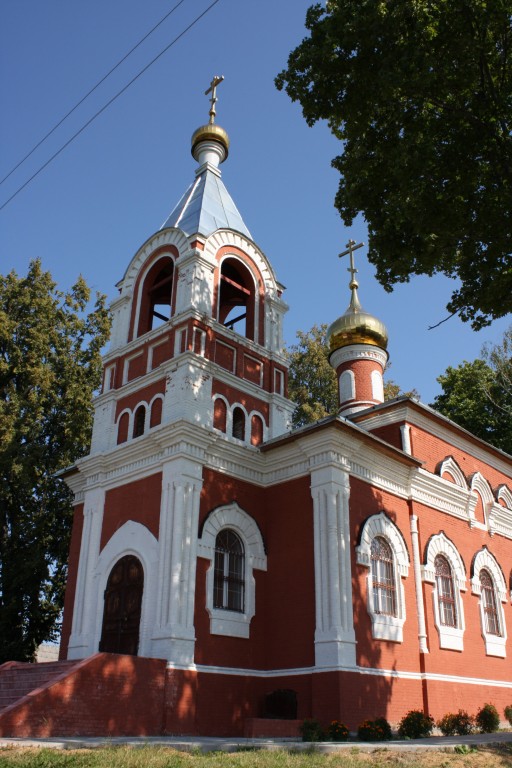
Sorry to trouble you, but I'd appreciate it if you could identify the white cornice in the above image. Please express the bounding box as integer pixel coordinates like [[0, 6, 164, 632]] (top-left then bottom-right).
[[354, 402, 512, 478]]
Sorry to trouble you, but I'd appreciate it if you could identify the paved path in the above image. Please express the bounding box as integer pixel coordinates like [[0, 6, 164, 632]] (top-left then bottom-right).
[[0, 731, 512, 752]]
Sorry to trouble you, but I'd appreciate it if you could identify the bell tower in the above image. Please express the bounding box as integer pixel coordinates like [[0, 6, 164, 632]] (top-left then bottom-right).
[[63, 79, 293, 664]]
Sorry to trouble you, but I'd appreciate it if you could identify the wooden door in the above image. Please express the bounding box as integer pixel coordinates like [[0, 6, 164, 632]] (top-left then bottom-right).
[[99, 555, 143, 655]]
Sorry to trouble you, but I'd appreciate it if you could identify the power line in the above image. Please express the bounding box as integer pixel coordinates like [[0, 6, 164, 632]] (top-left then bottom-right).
[[0, 0, 190, 188], [0, 0, 221, 212]]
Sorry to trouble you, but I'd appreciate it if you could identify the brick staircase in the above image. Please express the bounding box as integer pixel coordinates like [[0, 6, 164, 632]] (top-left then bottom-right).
[[0, 653, 167, 737], [0, 660, 77, 711]]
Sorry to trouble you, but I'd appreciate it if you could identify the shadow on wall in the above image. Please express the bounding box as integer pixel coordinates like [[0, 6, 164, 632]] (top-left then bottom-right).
[[0, 654, 167, 738]]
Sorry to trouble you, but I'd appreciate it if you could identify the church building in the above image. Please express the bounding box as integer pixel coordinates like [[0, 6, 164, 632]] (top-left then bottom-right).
[[1, 81, 512, 738]]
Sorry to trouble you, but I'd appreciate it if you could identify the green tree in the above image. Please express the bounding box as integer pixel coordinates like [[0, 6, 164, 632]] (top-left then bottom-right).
[[0, 260, 111, 662], [288, 323, 416, 427], [432, 328, 512, 453], [276, 1, 512, 329]]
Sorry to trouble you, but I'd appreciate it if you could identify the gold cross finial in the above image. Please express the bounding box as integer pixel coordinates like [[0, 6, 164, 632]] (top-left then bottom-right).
[[339, 239, 364, 289], [205, 75, 225, 125]]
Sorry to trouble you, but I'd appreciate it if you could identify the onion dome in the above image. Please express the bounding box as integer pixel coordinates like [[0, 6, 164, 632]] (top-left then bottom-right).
[[191, 123, 229, 163], [327, 246, 388, 355]]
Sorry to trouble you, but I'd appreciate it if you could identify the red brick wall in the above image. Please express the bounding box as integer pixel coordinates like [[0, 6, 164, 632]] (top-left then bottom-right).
[[101, 473, 162, 549], [0, 654, 166, 738]]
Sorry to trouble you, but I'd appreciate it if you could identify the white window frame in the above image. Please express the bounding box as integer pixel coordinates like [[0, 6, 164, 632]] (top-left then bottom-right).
[[197, 503, 267, 638], [471, 548, 507, 657], [422, 533, 466, 651], [356, 512, 409, 642]]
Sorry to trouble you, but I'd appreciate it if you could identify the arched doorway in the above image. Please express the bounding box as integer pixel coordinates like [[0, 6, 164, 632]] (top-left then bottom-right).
[[99, 555, 144, 655]]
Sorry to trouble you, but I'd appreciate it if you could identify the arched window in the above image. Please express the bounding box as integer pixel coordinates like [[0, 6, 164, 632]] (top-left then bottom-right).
[[214, 529, 245, 613], [471, 548, 507, 657], [213, 398, 227, 433], [480, 569, 501, 636], [117, 412, 129, 444], [218, 258, 256, 340], [435, 555, 457, 628], [356, 512, 409, 641], [250, 414, 264, 446], [232, 407, 245, 441], [150, 397, 162, 428], [137, 257, 174, 336], [371, 537, 397, 617], [133, 405, 146, 438]]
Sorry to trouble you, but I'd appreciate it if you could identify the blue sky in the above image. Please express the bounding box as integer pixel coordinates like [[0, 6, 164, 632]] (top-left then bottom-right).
[[2, 0, 510, 404]]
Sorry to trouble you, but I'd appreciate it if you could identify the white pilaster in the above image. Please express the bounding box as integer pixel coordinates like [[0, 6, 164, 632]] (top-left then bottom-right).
[[410, 514, 429, 653], [152, 457, 203, 664], [67, 486, 105, 659], [162, 355, 213, 427], [310, 465, 357, 668]]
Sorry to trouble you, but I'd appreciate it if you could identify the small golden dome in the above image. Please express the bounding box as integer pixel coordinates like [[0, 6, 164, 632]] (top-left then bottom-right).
[[327, 283, 388, 353], [191, 123, 230, 160]]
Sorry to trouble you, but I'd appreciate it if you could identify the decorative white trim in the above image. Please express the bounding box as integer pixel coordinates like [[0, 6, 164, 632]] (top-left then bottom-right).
[[438, 456, 467, 489], [197, 503, 267, 638], [471, 548, 507, 657], [469, 472, 494, 526], [371, 369, 384, 402], [339, 369, 355, 403], [164, 661, 512, 691], [356, 512, 409, 642], [78, 520, 159, 660], [422, 533, 466, 651], [497, 484, 512, 510], [330, 344, 388, 370]]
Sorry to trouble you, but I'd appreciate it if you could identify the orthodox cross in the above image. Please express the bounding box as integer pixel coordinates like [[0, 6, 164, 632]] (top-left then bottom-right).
[[339, 239, 364, 288], [205, 75, 225, 124]]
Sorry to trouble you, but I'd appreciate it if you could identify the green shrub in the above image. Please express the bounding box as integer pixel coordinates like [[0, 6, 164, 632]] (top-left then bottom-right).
[[300, 718, 324, 742], [357, 717, 392, 741], [475, 703, 500, 733], [504, 705, 512, 725], [397, 710, 435, 739], [437, 710, 474, 736], [327, 719, 349, 741]]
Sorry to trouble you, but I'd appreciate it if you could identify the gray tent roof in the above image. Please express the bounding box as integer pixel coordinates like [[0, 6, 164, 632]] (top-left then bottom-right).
[[161, 165, 252, 239]]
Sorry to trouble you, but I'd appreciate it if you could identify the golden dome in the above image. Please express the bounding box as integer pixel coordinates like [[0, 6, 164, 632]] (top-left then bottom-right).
[[327, 284, 388, 353], [191, 123, 230, 160]]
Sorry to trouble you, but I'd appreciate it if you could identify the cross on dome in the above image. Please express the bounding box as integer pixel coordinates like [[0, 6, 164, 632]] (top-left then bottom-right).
[[205, 75, 225, 125], [339, 239, 364, 290]]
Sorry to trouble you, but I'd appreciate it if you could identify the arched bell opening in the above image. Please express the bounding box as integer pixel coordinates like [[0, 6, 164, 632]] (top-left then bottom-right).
[[137, 256, 175, 336], [218, 257, 256, 341]]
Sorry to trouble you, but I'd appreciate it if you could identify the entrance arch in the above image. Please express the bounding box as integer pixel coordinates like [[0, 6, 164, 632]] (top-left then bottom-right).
[[99, 555, 144, 655]]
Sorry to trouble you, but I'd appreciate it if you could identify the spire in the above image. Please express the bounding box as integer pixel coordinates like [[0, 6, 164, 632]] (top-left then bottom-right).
[[160, 76, 251, 239], [327, 239, 388, 354]]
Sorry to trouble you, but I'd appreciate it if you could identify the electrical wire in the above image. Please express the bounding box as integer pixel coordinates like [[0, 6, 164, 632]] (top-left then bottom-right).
[[0, 0, 221, 212], [0, 0, 190, 188]]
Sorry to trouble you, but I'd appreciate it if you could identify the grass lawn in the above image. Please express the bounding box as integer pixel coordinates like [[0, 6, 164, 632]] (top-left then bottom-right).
[[0, 746, 511, 768]]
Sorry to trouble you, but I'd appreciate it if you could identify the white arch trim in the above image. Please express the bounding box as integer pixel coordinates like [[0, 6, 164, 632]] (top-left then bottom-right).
[[356, 512, 409, 642], [422, 533, 466, 651], [121, 228, 188, 292], [438, 456, 467, 489], [204, 229, 279, 297], [497, 484, 512, 510], [92, 521, 159, 659], [471, 547, 507, 658], [198, 503, 267, 638], [423, 533, 466, 590]]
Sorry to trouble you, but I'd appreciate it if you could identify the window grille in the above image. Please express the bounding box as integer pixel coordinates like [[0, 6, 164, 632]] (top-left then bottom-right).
[[132, 406, 145, 438], [371, 536, 397, 616], [232, 407, 245, 441], [435, 555, 457, 627], [480, 569, 501, 636], [214, 529, 245, 612]]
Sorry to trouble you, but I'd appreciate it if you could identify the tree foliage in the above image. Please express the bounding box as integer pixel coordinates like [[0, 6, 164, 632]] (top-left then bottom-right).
[[287, 323, 416, 427], [431, 327, 512, 453], [276, 1, 512, 328], [0, 260, 111, 662]]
